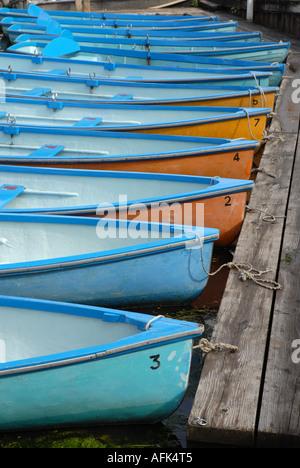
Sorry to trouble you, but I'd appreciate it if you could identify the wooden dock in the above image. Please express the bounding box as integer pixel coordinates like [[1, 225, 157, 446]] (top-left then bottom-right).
[[187, 11, 300, 448]]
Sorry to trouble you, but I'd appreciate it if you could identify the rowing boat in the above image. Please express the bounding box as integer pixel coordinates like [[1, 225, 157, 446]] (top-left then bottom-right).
[[7, 23, 262, 44], [7, 38, 290, 64], [0, 294, 204, 431], [0, 99, 271, 141], [0, 45, 284, 87], [0, 213, 219, 305], [0, 55, 275, 89], [1, 12, 219, 29], [13, 32, 264, 51], [0, 165, 254, 245], [0, 127, 259, 179], [0, 70, 277, 108]]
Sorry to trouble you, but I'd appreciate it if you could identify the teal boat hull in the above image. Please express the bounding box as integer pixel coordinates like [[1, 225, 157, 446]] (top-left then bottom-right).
[[0, 295, 204, 431], [7, 39, 290, 65], [0, 49, 284, 86]]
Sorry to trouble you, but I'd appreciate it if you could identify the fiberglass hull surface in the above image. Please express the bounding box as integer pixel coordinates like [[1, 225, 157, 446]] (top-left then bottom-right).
[[0, 214, 218, 306]]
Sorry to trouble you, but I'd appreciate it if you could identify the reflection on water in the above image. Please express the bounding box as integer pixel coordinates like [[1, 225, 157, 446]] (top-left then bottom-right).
[[0, 247, 231, 449]]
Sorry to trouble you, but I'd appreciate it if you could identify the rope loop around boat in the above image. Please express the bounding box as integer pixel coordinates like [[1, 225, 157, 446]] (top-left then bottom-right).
[[243, 108, 260, 141], [194, 338, 238, 354]]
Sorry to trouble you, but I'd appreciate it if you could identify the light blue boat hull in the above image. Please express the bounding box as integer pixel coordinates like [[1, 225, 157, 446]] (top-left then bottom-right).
[[0, 295, 204, 431], [0, 214, 218, 306], [4, 19, 239, 38], [12, 31, 263, 48], [1, 41, 285, 85], [1, 13, 219, 29], [7, 39, 290, 65], [0, 51, 283, 87], [8, 26, 263, 44]]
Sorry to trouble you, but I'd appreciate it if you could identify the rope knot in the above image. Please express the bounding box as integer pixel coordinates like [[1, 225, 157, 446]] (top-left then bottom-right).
[[194, 338, 238, 354]]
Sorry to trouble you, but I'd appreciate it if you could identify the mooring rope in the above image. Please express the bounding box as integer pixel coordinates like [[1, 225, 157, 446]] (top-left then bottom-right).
[[243, 108, 260, 141], [190, 232, 282, 291], [193, 338, 238, 354], [251, 167, 276, 179], [246, 205, 286, 223]]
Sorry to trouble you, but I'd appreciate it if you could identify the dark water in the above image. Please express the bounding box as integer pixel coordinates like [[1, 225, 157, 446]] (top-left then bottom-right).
[[0, 247, 231, 449]]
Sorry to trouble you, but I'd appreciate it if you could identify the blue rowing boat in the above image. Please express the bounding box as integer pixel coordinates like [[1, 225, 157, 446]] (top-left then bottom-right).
[[6, 22, 262, 43], [0, 213, 219, 305], [0, 49, 282, 86], [0, 294, 204, 431], [7, 37, 290, 64], [1, 11, 219, 29], [0, 52, 275, 86], [12, 31, 263, 51], [3, 17, 239, 38]]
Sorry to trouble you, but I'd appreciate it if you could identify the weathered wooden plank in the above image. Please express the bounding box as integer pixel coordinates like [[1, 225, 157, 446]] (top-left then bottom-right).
[[187, 63, 300, 446], [257, 136, 300, 448]]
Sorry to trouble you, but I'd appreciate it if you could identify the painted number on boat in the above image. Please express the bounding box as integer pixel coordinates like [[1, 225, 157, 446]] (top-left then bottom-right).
[[224, 195, 231, 206], [150, 354, 160, 370], [233, 153, 240, 162], [254, 118, 260, 126]]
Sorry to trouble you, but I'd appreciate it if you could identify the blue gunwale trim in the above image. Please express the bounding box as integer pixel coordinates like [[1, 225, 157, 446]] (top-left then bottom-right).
[[1, 96, 273, 114], [0, 213, 219, 274], [0, 295, 204, 375], [0, 165, 254, 213]]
